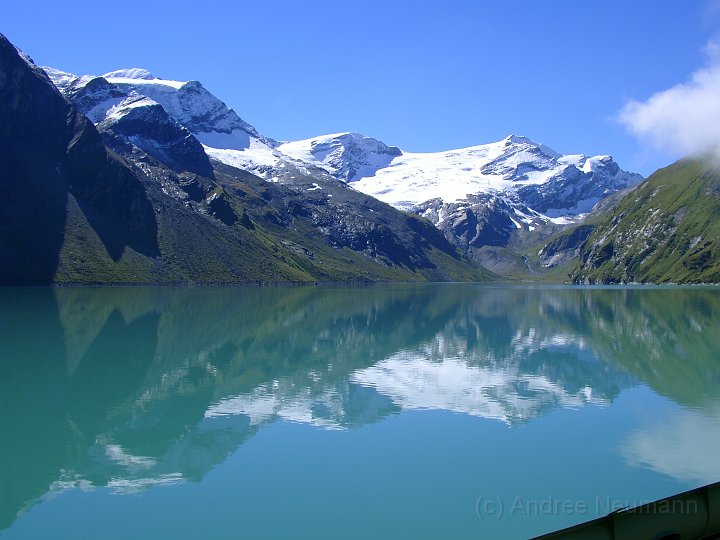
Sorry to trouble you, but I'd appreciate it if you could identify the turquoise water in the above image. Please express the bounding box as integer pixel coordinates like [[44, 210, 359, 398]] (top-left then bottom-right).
[[1, 284, 719, 539]]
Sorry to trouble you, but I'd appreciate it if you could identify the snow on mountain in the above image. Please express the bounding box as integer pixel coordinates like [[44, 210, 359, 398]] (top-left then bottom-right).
[[44, 69, 127, 123], [275, 132, 642, 266], [103, 68, 169, 82], [43, 67, 216, 177], [101, 70, 286, 177], [277, 132, 401, 181], [353, 138, 521, 209], [103, 95, 160, 122], [102, 71, 259, 137], [43, 66, 80, 92], [283, 133, 642, 219], [44, 67, 283, 178], [44, 64, 641, 236], [198, 128, 281, 174], [516, 152, 641, 216]]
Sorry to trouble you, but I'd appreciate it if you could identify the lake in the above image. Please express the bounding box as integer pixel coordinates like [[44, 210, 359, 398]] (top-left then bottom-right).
[[1, 284, 719, 539]]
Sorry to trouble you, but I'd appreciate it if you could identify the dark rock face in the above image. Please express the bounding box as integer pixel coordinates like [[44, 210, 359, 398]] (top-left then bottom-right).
[[310, 204, 416, 267], [0, 39, 77, 169], [0, 41, 73, 283], [207, 192, 238, 226], [56, 74, 215, 179], [538, 225, 595, 269], [541, 225, 594, 257], [0, 33, 157, 282], [260, 180, 462, 271], [416, 195, 518, 250], [98, 97, 215, 178], [207, 158, 474, 278], [70, 150, 160, 261], [517, 166, 587, 213], [517, 158, 641, 215], [584, 242, 615, 268]]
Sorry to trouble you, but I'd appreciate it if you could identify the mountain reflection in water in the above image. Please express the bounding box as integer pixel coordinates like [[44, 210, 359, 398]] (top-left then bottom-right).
[[1, 284, 719, 531]]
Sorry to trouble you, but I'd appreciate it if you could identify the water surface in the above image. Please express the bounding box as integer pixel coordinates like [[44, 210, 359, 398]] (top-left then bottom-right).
[[1, 284, 719, 539]]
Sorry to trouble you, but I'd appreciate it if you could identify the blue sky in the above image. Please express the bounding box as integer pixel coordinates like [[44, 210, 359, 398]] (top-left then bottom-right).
[[4, 0, 720, 175]]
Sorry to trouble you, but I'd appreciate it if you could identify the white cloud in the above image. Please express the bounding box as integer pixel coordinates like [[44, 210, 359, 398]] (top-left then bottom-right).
[[619, 38, 720, 159]]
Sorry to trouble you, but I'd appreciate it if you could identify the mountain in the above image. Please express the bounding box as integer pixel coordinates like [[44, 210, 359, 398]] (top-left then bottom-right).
[[45, 64, 642, 273], [571, 158, 720, 284], [278, 132, 402, 181], [46, 67, 284, 177], [4, 29, 653, 283], [280, 133, 640, 215], [0, 35, 489, 284], [273, 132, 643, 273]]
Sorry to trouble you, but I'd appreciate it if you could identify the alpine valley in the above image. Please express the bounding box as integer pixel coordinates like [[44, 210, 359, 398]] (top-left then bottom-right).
[[2, 33, 719, 284]]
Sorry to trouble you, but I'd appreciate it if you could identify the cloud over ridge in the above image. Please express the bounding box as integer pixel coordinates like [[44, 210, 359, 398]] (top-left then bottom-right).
[[620, 38, 720, 160]]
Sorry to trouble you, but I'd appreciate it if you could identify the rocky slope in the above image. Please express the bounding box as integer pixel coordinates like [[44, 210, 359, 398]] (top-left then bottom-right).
[[43, 65, 643, 277], [277, 133, 643, 271], [571, 158, 720, 283], [1, 35, 489, 284]]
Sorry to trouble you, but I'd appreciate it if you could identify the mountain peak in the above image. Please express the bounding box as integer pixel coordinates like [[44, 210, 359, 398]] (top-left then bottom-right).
[[500, 134, 562, 157], [41, 66, 79, 92], [103, 68, 156, 80], [277, 132, 402, 182], [504, 134, 535, 145]]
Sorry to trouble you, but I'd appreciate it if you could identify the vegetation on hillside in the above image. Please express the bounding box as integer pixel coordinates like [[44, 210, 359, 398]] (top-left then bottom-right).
[[571, 159, 720, 284]]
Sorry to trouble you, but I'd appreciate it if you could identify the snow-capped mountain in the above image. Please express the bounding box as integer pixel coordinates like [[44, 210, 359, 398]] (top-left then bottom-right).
[[280, 132, 642, 219], [42, 64, 642, 273], [276, 131, 642, 268], [278, 132, 402, 182], [30, 58, 485, 283], [44, 67, 640, 222], [44, 67, 282, 178]]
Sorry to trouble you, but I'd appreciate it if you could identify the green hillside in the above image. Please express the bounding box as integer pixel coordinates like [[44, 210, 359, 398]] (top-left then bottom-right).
[[572, 158, 720, 284]]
